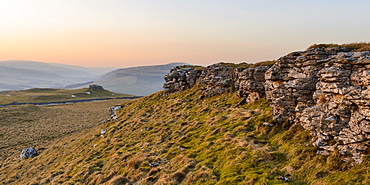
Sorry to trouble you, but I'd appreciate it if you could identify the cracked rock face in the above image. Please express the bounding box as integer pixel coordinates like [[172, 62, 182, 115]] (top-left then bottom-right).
[[163, 47, 370, 164], [266, 47, 370, 164], [163, 67, 203, 95], [234, 66, 270, 103], [197, 64, 234, 97], [163, 63, 270, 100]]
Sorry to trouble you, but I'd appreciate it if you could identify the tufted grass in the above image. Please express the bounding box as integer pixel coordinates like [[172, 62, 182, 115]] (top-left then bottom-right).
[[0, 85, 370, 184], [308, 42, 370, 51]]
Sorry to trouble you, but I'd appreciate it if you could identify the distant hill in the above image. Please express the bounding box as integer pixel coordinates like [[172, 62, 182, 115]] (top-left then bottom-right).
[[0, 60, 118, 92], [0, 60, 188, 96], [68, 63, 187, 96]]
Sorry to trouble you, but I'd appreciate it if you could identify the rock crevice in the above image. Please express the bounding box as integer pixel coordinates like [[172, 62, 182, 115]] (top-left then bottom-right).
[[163, 46, 370, 164]]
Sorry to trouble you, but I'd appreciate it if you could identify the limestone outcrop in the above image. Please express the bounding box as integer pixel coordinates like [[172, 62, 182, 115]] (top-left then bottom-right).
[[234, 66, 270, 103], [198, 63, 234, 97], [163, 44, 370, 164], [163, 66, 202, 94], [266, 47, 370, 164], [163, 63, 269, 101]]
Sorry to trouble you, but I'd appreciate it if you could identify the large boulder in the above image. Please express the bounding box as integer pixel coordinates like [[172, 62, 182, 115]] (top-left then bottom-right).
[[20, 147, 38, 159]]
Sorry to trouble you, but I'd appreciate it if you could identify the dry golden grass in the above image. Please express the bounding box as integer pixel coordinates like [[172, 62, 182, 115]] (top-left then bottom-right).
[[308, 42, 370, 51], [0, 99, 132, 168], [1, 86, 370, 184]]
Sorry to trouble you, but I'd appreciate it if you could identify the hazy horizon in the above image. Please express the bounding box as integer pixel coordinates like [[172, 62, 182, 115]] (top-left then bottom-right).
[[0, 59, 186, 69], [1, 0, 369, 68]]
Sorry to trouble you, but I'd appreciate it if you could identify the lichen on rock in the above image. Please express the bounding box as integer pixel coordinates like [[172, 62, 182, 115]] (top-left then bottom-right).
[[163, 44, 370, 164]]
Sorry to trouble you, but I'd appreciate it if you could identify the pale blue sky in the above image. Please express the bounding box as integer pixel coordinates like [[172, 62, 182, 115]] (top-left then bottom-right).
[[0, 0, 368, 67]]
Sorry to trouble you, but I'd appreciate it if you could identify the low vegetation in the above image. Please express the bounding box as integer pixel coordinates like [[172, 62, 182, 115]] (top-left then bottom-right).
[[178, 61, 277, 70], [308, 42, 370, 51], [249, 60, 277, 67], [1, 85, 370, 184], [0, 99, 132, 168]]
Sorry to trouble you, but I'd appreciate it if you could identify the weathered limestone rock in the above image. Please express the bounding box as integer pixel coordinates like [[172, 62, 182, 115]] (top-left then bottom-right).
[[109, 105, 123, 121], [234, 66, 270, 103], [266, 47, 370, 164], [163, 46, 370, 164], [197, 64, 234, 97], [20, 147, 38, 159], [163, 67, 203, 94], [163, 63, 271, 101]]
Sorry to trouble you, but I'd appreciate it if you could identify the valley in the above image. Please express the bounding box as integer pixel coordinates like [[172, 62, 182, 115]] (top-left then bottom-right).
[[0, 61, 184, 96]]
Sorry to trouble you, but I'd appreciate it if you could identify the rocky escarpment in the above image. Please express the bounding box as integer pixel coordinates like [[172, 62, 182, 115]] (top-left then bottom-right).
[[163, 44, 370, 164], [267, 48, 370, 164], [163, 66, 202, 94], [163, 63, 270, 102]]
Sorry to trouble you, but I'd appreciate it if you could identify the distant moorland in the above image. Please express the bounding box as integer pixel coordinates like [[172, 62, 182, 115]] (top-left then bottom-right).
[[0, 88, 135, 105]]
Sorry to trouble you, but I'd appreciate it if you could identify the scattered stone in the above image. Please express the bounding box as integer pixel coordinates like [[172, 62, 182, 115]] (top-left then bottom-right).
[[20, 147, 38, 159], [276, 176, 290, 182], [103, 119, 110, 124], [262, 122, 274, 127], [112, 116, 119, 122], [178, 146, 187, 150], [140, 127, 153, 132], [149, 162, 160, 167], [101, 129, 106, 135], [109, 106, 123, 121]]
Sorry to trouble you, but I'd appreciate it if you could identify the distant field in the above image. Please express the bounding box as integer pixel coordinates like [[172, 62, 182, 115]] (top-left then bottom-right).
[[0, 99, 133, 167], [0, 88, 136, 105]]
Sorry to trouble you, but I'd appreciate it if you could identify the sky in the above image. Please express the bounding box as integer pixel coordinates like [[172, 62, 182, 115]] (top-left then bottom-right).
[[0, 0, 369, 68]]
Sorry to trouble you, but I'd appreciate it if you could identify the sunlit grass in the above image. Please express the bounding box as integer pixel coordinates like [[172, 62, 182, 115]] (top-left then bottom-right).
[[1, 84, 370, 184]]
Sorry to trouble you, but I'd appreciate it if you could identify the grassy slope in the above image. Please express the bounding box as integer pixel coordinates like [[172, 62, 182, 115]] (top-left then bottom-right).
[[1, 86, 370, 184], [0, 99, 133, 169], [0, 88, 135, 105]]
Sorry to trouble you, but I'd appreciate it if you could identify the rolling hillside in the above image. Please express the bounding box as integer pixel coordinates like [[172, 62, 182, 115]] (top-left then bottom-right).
[[3, 44, 370, 184], [1, 86, 369, 184], [69, 63, 187, 96], [0, 61, 117, 92], [0, 60, 187, 96]]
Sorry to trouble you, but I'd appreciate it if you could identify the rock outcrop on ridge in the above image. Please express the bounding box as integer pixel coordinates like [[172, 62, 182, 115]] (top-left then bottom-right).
[[163, 44, 370, 164], [163, 63, 270, 102]]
